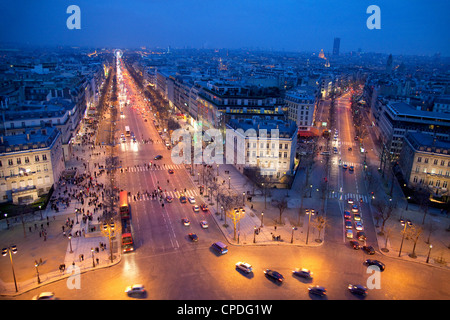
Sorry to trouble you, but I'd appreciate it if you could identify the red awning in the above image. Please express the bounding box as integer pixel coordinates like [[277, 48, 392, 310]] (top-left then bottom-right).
[[298, 130, 316, 137]]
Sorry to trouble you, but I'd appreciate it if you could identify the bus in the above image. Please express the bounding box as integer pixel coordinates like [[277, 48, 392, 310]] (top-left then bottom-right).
[[119, 191, 130, 220], [122, 232, 134, 253], [125, 126, 131, 137]]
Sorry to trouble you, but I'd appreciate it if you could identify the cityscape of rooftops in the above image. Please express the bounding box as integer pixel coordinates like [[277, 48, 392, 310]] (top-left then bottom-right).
[[0, 0, 448, 308]]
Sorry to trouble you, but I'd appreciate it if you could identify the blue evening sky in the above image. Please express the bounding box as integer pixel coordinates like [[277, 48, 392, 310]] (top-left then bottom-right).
[[0, 0, 449, 55]]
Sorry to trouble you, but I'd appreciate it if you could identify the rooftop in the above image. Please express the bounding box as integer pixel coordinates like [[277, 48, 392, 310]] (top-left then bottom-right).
[[0, 127, 60, 154], [227, 118, 297, 139], [405, 131, 450, 155]]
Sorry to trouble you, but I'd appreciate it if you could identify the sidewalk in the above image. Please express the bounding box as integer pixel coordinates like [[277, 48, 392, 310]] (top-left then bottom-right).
[[188, 162, 324, 247], [0, 105, 121, 297]]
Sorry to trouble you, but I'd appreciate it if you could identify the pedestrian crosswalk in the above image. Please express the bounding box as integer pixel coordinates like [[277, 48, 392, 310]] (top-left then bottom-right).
[[328, 191, 370, 203], [128, 188, 199, 202], [340, 162, 360, 168], [121, 164, 186, 173]]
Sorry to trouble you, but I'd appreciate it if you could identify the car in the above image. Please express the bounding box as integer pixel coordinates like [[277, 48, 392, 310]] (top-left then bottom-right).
[[354, 136, 359, 140], [357, 231, 367, 241], [180, 196, 187, 203], [166, 195, 173, 203], [308, 285, 327, 296], [347, 198, 354, 204], [188, 196, 196, 204], [350, 240, 360, 250], [200, 204, 209, 212], [345, 229, 354, 239], [32, 292, 55, 300], [200, 220, 208, 229], [292, 268, 313, 279], [236, 262, 253, 273], [264, 269, 284, 283], [344, 210, 351, 219], [168, 169, 174, 174], [351, 205, 359, 213], [343, 164, 348, 170], [364, 259, 385, 271], [362, 245, 375, 255], [125, 284, 146, 295], [353, 213, 361, 221], [132, 137, 137, 143], [355, 221, 364, 231], [192, 205, 200, 212], [182, 218, 190, 226], [349, 165, 354, 171], [348, 147, 352, 151], [154, 155, 163, 160], [348, 284, 368, 296], [345, 220, 352, 229], [188, 233, 198, 242]]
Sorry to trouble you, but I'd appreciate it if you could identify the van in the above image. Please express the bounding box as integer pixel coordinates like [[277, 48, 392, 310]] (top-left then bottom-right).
[[211, 241, 228, 255]]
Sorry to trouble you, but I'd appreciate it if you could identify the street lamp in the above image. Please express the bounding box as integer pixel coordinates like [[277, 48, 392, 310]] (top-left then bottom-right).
[[253, 226, 256, 243], [261, 212, 264, 227], [228, 177, 231, 189], [102, 220, 115, 263], [91, 247, 96, 268], [426, 244, 433, 263], [291, 227, 296, 243], [34, 260, 41, 284], [398, 219, 413, 257], [405, 196, 411, 211], [306, 209, 315, 245], [68, 234, 73, 253], [242, 192, 245, 206], [2, 245, 18, 292]]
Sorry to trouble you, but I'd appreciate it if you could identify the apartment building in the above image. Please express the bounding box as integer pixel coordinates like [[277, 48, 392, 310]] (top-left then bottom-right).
[[226, 118, 298, 181], [0, 127, 64, 204], [285, 85, 318, 131], [378, 101, 450, 157], [399, 131, 450, 204]]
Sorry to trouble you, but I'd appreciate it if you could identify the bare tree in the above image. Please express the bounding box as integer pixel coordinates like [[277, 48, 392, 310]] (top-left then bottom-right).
[[274, 197, 288, 224], [405, 225, 423, 258], [382, 225, 395, 252], [373, 198, 396, 235], [415, 189, 431, 225], [311, 215, 328, 242]]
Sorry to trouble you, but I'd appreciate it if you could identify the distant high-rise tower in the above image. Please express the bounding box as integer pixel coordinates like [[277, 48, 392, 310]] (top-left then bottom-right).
[[386, 54, 393, 73], [333, 38, 340, 56]]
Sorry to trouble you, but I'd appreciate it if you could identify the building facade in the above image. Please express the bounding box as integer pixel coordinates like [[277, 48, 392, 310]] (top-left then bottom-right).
[[0, 127, 64, 204], [226, 118, 298, 180], [399, 131, 450, 204], [285, 85, 318, 132]]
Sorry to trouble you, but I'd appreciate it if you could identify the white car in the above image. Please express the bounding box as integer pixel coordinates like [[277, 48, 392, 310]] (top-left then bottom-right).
[[346, 229, 354, 239], [125, 284, 146, 295], [355, 221, 364, 231], [32, 292, 55, 300], [192, 205, 200, 212], [200, 220, 208, 229], [235, 262, 253, 273], [188, 196, 196, 204]]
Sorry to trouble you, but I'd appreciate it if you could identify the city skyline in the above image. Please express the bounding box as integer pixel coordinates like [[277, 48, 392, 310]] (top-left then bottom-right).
[[0, 0, 449, 56]]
